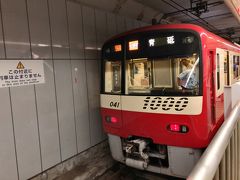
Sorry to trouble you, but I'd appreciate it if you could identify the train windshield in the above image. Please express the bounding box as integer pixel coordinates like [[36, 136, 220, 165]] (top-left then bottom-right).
[[102, 30, 202, 96], [126, 55, 200, 95], [104, 60, 121, 93]]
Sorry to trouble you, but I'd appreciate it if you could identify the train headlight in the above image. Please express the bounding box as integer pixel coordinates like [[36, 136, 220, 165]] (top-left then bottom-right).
[[182, 36, 194, 44], [168, 124, 189, 133]]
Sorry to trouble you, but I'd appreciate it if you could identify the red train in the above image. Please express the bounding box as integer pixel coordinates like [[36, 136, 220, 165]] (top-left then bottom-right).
[[100, 24, 240, 177]]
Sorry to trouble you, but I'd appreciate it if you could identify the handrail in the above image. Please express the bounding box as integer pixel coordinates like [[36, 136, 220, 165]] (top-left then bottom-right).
[[187, 100, 240, 180]]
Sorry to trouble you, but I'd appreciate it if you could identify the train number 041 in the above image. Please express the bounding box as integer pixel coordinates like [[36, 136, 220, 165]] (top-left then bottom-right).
[[110, 101, 120, 108]]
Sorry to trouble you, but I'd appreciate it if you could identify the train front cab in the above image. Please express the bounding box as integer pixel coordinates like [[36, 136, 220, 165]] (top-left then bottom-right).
[[100, 25, 239, 178]]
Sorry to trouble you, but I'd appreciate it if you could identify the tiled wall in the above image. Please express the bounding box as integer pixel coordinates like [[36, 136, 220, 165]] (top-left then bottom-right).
[[0, 0, 148, 179]]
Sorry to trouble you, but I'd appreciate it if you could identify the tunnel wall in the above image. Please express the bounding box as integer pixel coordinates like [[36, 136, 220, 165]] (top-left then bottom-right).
[[0, 0, 148, 179]]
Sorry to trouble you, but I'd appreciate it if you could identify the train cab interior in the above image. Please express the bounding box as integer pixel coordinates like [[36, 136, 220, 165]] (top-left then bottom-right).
[[104, 55, 200, 96], [125, 55, 200, 95]]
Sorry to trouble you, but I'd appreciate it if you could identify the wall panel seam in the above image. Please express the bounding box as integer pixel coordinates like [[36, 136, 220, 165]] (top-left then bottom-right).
[[65, 0, 78, 153], [52, 60, 63, 162], [0, 0, 6, 57], [70, 59, 79, 153], [8, 88, 20, 180], [61, 0, 77, 157], [81, 5, 92, 145], [46, 0, 54, 59], [33, 85, 43, 172], [81, 5, 86, 59], [93, 8, 98, 57], [64, 0, 71, 60], [26, 0, 43, 172], [25, 0, 33, 59], [46, 0, 62, 162]]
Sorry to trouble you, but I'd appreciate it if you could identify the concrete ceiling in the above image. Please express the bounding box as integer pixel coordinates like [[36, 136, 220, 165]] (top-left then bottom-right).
[[73, 0, 240, 42]]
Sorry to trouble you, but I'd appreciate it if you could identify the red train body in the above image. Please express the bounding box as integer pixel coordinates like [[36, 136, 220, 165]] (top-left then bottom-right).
[[100, 24, 240, 177]]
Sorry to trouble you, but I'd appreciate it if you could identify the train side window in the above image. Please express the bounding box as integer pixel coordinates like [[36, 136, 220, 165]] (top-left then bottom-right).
[[224, 53, 229, 86], [104, 60, 121, 93], [233, 55, 239, 79], [217, 53, 220, 90], [237, 56, 240, 79]]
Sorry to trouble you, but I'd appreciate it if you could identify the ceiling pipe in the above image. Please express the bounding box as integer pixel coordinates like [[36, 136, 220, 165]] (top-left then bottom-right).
[[224, 0, 240, 24]]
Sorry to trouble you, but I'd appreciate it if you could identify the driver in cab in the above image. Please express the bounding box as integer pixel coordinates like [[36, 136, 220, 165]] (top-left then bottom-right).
[[177, 58, 198, 90]]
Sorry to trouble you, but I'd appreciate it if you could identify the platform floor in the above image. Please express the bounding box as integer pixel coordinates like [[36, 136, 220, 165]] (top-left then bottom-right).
[[55, 162, 184, 180], [97, 163, 184, 180]]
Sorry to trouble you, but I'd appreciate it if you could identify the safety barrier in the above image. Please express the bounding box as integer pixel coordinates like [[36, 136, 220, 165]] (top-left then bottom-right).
[[187, 100, 240, 180]]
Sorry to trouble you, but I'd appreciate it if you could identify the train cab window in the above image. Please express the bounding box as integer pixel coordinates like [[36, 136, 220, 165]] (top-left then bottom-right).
[[104, 60, 121, 93], [177, 56, 199, 92], [153, 58, 173, 88], [126, 54, 200, 95], [126, 58, 151, 93]]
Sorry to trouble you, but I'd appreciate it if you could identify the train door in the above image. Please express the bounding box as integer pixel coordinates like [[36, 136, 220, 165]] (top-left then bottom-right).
[[209, 51, 216, 124], [215, 48, 225, 123]]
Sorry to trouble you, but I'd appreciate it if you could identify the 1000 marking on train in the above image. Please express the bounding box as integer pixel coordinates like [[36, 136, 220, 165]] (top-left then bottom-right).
[[143, 97, 189, 111]]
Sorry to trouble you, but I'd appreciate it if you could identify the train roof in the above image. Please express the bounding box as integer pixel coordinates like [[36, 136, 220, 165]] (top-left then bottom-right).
[[105, 23, 240, 52]]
